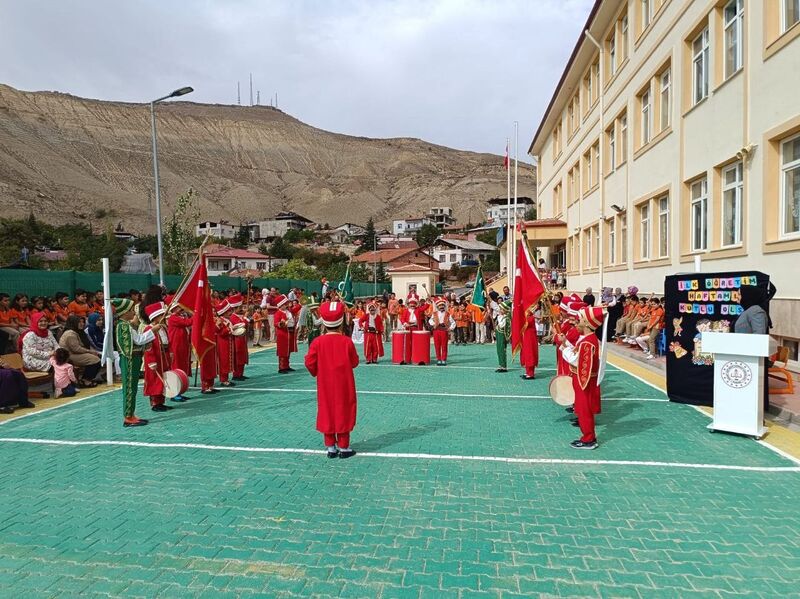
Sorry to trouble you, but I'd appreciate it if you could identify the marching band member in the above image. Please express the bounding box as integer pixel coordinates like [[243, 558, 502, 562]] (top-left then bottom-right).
[[429, 297, 455, 366], [398, 294, 426, 331], [113, 298, 155, 427], [359, 301, 384, 364], [274, 294, 297, 373], [519, 305, 539, 380], [215, 299, 234, 387], [494, 300, 512, 373], [227, 293, 249, 381], [165, 296, 192, 403], [559, 306, 605, 450], [306, 298, 323, 346], [140, 301, 173, 412]]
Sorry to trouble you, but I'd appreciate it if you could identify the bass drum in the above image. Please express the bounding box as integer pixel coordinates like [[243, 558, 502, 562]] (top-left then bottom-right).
[[548, 375, 575, 407], [163, 369, 189, 398]]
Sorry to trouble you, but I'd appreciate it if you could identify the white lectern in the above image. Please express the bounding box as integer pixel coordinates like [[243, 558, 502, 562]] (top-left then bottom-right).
[[701, 332, 777, 438]]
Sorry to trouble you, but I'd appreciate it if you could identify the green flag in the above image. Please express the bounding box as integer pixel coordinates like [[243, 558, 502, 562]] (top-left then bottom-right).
[[471, 264, 486, 308], [338, 262, 355, 305]]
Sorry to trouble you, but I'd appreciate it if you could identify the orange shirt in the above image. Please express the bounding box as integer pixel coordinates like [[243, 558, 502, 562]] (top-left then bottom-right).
[[466, 304, 484, 323], [0, 308, 14, 327], [68, 301, 90, 318], [636, 305, 650, 320], [10, 308, 29, 327], [647, 306, 665, 331], [43, 308, 57, 323], [55, 304, 70, 323], [456, 309, 470, 327]]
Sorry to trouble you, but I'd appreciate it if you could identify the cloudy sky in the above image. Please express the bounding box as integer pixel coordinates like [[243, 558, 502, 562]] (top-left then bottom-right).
[[0, 0, 592, 155]]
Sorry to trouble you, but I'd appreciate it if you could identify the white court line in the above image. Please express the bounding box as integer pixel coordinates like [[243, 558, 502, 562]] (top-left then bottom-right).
[[247, 361, 623, 373], [194, 386, 668, 402], [0, 437, 796, 473], [0, 388, 118, 427]]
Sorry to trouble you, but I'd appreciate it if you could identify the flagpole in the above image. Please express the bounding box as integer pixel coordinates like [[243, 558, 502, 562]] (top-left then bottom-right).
[[505, 137, 511, 291], [512, 121, 519, 294]]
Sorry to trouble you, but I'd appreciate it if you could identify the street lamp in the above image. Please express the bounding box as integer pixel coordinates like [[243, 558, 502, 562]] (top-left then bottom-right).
[[150, 85, 194, 286]]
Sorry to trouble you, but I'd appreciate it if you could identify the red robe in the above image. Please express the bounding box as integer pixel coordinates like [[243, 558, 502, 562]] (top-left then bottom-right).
[[398, 306, 427, 331], [229, 313, 249, 377], [274, 309, 297, 358], [167, 313, 193, 375], [520, 312, 539, 376], [143, 326, 170, 406], [429, 310, 454, 362], [359, 313, 384, 362], [571, 333, 601, 442], [305, 333, 359, 434], [216, 318, 233, 382]]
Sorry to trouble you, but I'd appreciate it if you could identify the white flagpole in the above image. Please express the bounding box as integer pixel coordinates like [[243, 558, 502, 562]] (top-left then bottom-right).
[[506, 137, 511, 290], [101, 257, 114, 385], [512, 121, 519, 294]]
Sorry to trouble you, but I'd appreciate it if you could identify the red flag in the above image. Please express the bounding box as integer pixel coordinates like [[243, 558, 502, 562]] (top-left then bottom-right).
[[171, 257, 202, 314], [191, 258, 217, 363], [511, 239, 545, 354], [503, 143, 509, 170]]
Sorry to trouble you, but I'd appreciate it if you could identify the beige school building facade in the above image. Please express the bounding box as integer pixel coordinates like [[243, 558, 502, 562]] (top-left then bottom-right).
[[529, 0, 800, 364]]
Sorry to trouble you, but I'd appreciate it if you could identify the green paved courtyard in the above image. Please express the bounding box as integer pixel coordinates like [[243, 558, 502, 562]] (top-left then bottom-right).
[[1, 343, 800, 598]]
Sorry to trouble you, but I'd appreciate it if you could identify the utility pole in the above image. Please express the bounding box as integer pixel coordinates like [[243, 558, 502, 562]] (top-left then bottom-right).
[[237, 82, 241, 105], [256, 90, 260, 106]]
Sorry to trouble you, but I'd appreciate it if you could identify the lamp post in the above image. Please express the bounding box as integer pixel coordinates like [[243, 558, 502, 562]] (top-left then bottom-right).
[[150, 86, 194, 286]]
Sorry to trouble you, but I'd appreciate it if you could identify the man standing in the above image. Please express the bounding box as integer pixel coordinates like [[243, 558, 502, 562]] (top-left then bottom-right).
[[583, 287, 596, 307], [387, 293, 399, 333], [494, 300, 512, 373], [274, 294, 297, 373]]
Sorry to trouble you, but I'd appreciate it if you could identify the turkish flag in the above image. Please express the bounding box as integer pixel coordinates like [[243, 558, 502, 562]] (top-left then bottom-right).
[[191, 259, 217, 363], [503, 143, 509, 170], [511, 239, 545, 355], [172, 257, 202, 314]]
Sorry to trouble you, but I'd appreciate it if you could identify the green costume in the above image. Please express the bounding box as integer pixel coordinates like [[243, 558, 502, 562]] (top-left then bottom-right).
[[112, 298, 155, 419], [495, 301, 512, 370], [306, 301, 322, 346]]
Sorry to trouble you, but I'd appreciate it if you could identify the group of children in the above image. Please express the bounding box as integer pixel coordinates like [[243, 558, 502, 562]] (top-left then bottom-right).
[[615, 295, 665, 359]]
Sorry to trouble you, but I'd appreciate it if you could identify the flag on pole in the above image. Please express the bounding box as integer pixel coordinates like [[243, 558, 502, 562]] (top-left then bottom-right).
[[511, 238, 545, 355], [191, 258, 216, 363], [338, 262, 354, 306], [471, 264, 486, 308], [503, 142, 509, 170], [171, 256, 203, 314]]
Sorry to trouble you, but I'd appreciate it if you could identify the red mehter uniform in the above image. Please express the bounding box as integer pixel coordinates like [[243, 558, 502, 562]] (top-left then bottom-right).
[[167, 312, 192, 375], [274, 295, 296, 372], [428, 301, 455, 364], [398, 304, 426, 330], [519, 310, 539, 378], [141, 302, 171, 408], [215, 300, 233, 384], [229, 313, 249, 378], [359, 308, 384, 364]]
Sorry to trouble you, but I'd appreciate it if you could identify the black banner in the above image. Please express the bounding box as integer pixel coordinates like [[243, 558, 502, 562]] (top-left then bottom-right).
[[664, 270, 771, 406]]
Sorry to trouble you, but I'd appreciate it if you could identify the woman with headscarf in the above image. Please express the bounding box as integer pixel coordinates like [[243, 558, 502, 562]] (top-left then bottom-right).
[[605, 287, 625, 342], [735, 283, 775, 410], [86, 312, 122, 377], [21, 311, 60, 372], [0, 356, 34, 413], [59, 315, 102, 387]]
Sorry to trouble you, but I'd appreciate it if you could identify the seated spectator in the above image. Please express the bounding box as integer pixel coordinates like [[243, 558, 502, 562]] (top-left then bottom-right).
[[0, 357, 34, 414], [0, 293, 21, 351], [50, 348, 79, 398], [59, 315, 101, 387], [634, 297, 665, 359], [86, 312, 121, 376], [10, 293, 31, 333], [22, 312, 60, 372], [68, 289, 92, 318]]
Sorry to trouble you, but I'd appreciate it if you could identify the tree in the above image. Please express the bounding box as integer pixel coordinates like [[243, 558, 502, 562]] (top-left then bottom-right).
[[375, 260, 388, 283], [283, 228, 302, 244], [231, 224, 251, 249], [482, 251, 500, 272], [355, 218, 377, 255], [476, 230, 498, 246], [524, 205, 537, 221], [163, 188, 202, 274], [258, 243, 270, 256], [132, 234, 159, 255], [268, 237, 293, 259], [415, 223, 440, 248], [269, 258, 318, 280]]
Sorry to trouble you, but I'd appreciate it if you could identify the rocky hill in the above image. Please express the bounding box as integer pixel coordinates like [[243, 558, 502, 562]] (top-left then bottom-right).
[[0, 84, 536, 233]]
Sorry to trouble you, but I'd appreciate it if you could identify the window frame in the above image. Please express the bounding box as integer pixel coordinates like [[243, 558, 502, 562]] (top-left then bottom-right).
[[658, 195, 669, 258], [659, 68, 671, 131], [609, 220, 617, 264], [641, 0, 653, 32], [620, 113, 628, 163], [640, 202, 650, 259], [691, 178, 709, 251], [781, 133, 800, 238], [608, 126, 617, 172], [620, 212, 628, 263], [784, 0, 800, 32], [692, 27, 710, 105], [721, 161, 743, 247], [640, 87, 652, 146], [723, 0, 744, 79]]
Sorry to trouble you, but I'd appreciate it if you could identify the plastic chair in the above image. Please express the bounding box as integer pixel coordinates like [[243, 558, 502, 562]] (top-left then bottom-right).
[[656, 329, 667, 356], [768, 346, 795, 395]]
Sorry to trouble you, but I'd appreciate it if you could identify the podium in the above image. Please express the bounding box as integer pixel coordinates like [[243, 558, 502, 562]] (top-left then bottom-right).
[[701, 332, 776, 438]]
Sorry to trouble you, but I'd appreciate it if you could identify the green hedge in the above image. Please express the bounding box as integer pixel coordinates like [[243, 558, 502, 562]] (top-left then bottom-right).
[[0, 269, 390, 299]]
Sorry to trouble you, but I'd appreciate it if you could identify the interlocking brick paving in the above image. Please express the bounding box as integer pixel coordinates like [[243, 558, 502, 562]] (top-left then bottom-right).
[[1, 343, 799, 598]]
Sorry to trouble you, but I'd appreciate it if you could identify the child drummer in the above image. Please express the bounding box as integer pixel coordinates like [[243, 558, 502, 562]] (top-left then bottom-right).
[[112, 298, 157, 427], [559, 306, 605, 450]]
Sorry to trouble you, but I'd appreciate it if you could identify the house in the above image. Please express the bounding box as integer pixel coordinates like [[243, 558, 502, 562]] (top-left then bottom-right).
[[249, 212, 314, 241], [334, 223, 367, 237], [195, 220, 240, 240], [431, 236, 496, 270], [378, 240, 419, 250], [485, 197, 534, 227], [351, 247, 438, 274], [113, 224, 138, 242], [427, 207, 456, 228], [392, 216, 435, 236], [388, 264, 439, 300], [196, 244, 287, 276], [320, 229, 351, 245]]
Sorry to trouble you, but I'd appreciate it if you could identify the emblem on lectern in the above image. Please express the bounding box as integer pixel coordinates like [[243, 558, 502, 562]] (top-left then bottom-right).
[[720, 361, 752, 389]]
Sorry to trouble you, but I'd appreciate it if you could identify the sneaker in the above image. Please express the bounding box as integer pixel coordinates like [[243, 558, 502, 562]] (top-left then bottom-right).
[[338, 448, 356, 459], [646, 354, 655, 360], [520, 374, 535, 380], [17, 402, 36, 409], [0, 406, 14, 414], [151, 404, 173, 412], [495, 368, 507, 373], [570, 439, 598, 450], [170, 396, 187, 403], [327, 449, 339, 459], [123, 418, 148, 427], [565, 407, 574, 413]]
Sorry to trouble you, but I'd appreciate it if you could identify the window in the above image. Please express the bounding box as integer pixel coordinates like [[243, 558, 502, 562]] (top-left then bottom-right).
[[608, 35, 617, 76], [552, 122, 562, 158], [659, 69, 671, 130], [782, 134, 800, 236], [592, 142, 600, 186], [691, 178, 709, 250], [568, 169, 575, 204], [608, 126, 616, 172], [640, 88, 652, 145], [585, 228, 593, 268], [449, 255, 455, 263], [256, 262, 266, 270], [723, 0, 744, 78], [621, 14, 629, 59], [641, 0, 653, 31], [574, 162, 581, 201], [722, 162, 743, 246], [609, 221, 616, 264], [640, 202, 650, 259], [620, 212, 628, 263], [438, 254, 445, 262], [693, 28, 710, 104], [553, 183, 563, 216], [620, 113, 628, 162], [785, 0, 800, 31], [658, 195, 669, 257], [584, 149, 592, 193]]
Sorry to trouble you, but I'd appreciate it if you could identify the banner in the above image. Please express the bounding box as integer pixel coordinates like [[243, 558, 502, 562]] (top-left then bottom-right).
[[664, 270, 770, 406]]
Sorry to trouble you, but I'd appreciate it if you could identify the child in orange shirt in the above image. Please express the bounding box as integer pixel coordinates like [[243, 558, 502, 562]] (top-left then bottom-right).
[[68, 289, 91, 318]]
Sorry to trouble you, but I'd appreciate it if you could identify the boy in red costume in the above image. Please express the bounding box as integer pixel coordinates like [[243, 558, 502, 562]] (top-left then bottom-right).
[[428, 297, 455, 366], [559, 306, 605, 450], [215, 300, 234, 387], [165, 296, 193, 402], [227, 293, 250, 381], [359, 301, 384, 364], [304, 299, 359, 459], [519, 305, 539, 380], [141, 302, 173, 412], [274, 294, 297, 373]]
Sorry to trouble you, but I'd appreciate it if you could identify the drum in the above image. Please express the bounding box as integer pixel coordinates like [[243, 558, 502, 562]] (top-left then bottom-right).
[[231, 323, 247, 336], [392, 331, 409, 364], [548, 375, 575, 407], [163, 369, 189, 399], [411, 330, 431, 365]]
